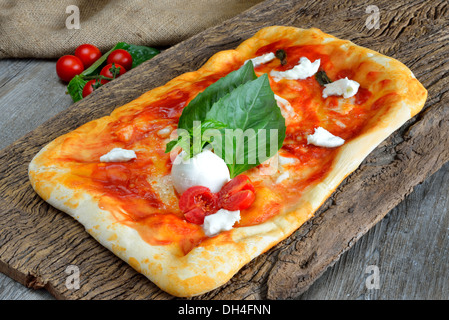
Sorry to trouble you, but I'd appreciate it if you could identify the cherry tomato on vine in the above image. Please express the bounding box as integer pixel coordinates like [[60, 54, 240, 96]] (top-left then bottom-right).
[[75, 44, 102, 68], [218, 174, 256, 211], [82, 79, 102, 98], [107, 49, 133, 71], [56, 55, 84, 82], [179, 186, 219, 224], [99, 63, 126, 84]]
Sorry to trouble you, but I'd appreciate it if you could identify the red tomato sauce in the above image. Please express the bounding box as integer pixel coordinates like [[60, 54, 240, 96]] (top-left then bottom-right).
[[58, 42, 385, 254]]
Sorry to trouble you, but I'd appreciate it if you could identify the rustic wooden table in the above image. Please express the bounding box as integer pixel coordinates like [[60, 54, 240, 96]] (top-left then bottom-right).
[[1, 0, 448, 300]]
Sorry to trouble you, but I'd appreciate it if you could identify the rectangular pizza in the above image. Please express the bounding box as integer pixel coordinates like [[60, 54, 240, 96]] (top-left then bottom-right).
[[28, 26, 427, 297]]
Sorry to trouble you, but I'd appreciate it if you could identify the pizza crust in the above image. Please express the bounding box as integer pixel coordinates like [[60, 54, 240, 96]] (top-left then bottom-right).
[[28, 26, 427, 297]]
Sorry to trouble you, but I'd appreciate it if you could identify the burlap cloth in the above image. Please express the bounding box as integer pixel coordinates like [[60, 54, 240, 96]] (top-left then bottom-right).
[[0, 0, 263, 59]]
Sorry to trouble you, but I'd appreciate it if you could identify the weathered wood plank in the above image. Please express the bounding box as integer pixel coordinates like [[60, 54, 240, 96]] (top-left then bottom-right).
[[300, 161, 449, 300], [0, 59, 73, 150], [0, 0, 448, 300]]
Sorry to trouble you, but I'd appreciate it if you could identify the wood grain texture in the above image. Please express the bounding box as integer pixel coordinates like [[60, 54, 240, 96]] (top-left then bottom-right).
[[300, 161, 449, 300], [0, 58, 68, 300], [0, 0, 448, 300], [0, 59, 73, 150]]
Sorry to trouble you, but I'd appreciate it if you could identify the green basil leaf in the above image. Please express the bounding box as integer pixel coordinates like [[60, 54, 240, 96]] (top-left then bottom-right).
[[67, 75, 88, 103], [165, 139, 180, 153], [205, 74, 286, 177], [165, 119, 227, 156], [275, 49, 287, 65], [168, 62, 286, 177], [197, 119, 227, 154], [115, 42, 160, 68], [315, 70, 332, 86], [178, 61, 257, 130], [200, 119, 227, 131]]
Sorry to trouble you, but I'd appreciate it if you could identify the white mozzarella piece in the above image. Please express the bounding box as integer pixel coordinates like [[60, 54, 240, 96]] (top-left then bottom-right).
[[245, 52, 276, 67], [202, 209, 241, 237], [275, 171, 290, 184], [270, 57, 320, 82], [278, 155, 297, 166], [274, 94, 294, 113], [171, 149, 230, 194], [334, 119, 347, 128], [307, 127, 345, 148], [99, 148, 137, 162], [157, 126, 173, 138], [274, 94, 295, 123], [322, 77, 360, 99]]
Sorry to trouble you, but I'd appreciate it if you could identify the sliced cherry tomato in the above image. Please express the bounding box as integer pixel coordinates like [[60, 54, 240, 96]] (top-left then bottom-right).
[[75, 44, 101, 68], [82, 79, 102, 98], [99, 63, 126, 84], [179, 186, 218, 213], [179, 186, 218, 224], [218, 174, 256, 211], [107, 49, 133, 71], [56, 55, 84, 82], [222, 189, 255, 211], [184, 207, 207, 225]]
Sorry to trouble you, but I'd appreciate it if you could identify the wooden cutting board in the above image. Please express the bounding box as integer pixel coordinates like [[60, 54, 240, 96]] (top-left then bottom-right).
[[1, 0, 448, 300]]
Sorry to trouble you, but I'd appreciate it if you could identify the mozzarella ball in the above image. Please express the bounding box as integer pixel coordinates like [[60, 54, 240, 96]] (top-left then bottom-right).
[[171, 149, 230, 194]]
